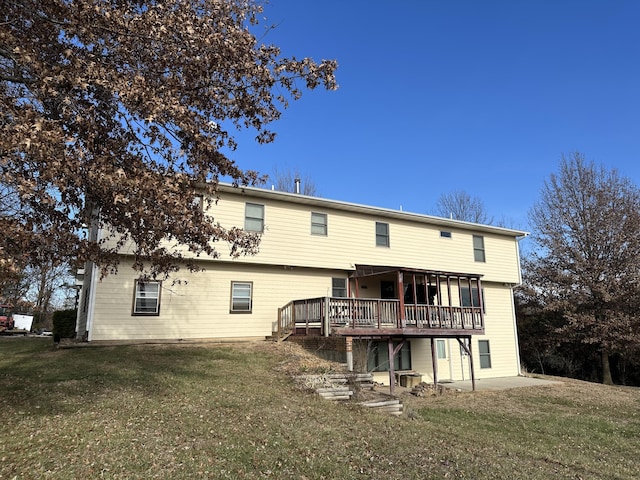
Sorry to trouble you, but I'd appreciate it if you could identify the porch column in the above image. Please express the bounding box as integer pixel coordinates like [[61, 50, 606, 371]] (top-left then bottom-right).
[[345, 336, 353, 371], [476, 277, 484, 329], [430, 337, 438, 386], [397, 272, 405, 327], [323, 296, 330, 337], [457, 337, 476, 391], [468, 336, 476, 391], [387, 337, 396, 396]]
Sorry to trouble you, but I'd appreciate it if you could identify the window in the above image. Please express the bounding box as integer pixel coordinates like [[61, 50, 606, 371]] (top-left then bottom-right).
[[380, 281, 395, 299], [440, 231, 452, 238], [230, 281, 252, 312], [245, 203, 264, 232], [191, 195, 203, 211], [436, 339, 447, 359], [332, 278, 347, 297], [461, 286, 484, 309], [479, 340, 492, 368], [473, 235, 486, 262], [376, 222, 389, 247], [311, 212, 328, 236], [368, 341, 411, 372], [133, 280, 161, 315]]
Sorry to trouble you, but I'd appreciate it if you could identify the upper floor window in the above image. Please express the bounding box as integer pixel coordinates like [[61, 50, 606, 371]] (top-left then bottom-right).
[[473, 235, 485, 262], [440, 231, 452, 238], [245, 203, 264, 233], [376, 222, 390, 247], [230, 281, 253, 313], [132, 280, 161, 316], [311, 212, 328, 236]]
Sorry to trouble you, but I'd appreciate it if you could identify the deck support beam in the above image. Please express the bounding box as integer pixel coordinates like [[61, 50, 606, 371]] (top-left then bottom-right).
[[387, 338, 407, 396], [431, 337, 438, 386], [457, 336, 476, 391], [345, 336, 353, 371], [387, 338, 396, 396]]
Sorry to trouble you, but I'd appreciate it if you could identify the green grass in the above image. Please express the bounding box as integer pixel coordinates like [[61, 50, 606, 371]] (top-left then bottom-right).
[[1, 337, 639, 479]]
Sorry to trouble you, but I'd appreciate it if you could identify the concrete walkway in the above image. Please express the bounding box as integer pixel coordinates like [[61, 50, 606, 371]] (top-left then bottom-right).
[[441, 375, 563, 392]]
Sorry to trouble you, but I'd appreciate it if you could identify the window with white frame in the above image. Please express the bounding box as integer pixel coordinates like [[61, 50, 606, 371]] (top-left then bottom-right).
[[311, 212, 328, 236], [244, 203, 264, 232], [473, 235, 486, 262], [376, 222, 390, 247], [133, 280, 161, 315], [230, 281, 253, 313], [478, 340, 492, 368], [436, 339, 447, 359]]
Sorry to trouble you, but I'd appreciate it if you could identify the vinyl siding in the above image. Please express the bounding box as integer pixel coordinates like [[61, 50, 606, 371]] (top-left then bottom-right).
[[202, 191, 523, 284], [409, 283, 520, 382], [90, 259, 346, 341], [106, 189, 523, 284], [88, 185, 524, 382]]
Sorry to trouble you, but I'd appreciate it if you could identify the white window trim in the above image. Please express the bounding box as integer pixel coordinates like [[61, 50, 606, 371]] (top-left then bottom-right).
[[132, 280, 161, 316], [230, 281, 253, 313]]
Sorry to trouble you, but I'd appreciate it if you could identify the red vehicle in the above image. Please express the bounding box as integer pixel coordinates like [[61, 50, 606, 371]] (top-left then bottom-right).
[[0, 304, 14, 332]]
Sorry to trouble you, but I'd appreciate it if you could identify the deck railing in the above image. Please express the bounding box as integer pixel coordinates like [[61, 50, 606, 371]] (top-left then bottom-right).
[[277, 297, 484, 337]]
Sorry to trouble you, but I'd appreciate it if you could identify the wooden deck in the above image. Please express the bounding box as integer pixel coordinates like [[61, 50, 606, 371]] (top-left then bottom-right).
[[276, 297, 484, 339]]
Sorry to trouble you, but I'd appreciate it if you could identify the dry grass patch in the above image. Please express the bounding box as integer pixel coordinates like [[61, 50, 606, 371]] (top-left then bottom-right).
[[1, 337, 639, 479]]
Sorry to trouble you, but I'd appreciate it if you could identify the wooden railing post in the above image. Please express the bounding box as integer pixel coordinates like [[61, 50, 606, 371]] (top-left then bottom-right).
[[277, 307, 281, 337], [324, 297, 330, 337]]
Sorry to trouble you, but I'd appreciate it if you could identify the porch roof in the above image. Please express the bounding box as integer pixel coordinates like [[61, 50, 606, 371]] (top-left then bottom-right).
[[350, 264, 484, 280]]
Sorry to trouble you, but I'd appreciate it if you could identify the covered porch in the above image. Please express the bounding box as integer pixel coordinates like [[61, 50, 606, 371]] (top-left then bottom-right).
[[276, 265, 485, 392]]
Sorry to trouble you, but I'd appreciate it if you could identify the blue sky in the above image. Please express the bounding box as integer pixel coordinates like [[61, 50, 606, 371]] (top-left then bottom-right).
[[228, 0, 640, 232]]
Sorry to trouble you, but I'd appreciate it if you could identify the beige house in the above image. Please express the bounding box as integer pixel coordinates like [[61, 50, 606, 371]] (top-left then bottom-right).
[[76, 184, 527, 389]]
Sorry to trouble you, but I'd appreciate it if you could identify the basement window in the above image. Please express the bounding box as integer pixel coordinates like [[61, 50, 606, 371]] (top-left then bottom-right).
[[479, 340, 492, 368], [367, 341, 411, 372]]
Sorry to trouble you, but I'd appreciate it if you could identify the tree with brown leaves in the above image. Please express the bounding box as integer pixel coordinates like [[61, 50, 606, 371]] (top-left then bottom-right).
[[525, 152, 640, 384], [0, 0, 337, 279]]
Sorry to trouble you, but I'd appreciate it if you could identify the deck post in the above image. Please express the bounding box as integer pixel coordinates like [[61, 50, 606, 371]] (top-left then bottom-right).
[[324, 297, 330, 337], [457, 336, 476, 391], [468, 336, 476, 391], [387, 337, 396, 396], [345, 336, 353, 371], [430, 337, 438, 386], [397, 272, 405, 328]]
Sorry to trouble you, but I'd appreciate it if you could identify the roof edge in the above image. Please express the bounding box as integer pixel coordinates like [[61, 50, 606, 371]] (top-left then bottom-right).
[[214, 182, 529, 238]]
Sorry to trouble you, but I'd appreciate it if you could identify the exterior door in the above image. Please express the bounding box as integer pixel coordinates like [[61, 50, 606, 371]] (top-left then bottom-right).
[[436, 339, 452, 381]]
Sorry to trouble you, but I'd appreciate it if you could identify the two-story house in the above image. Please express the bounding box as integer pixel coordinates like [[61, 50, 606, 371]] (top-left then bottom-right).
[[76, 183, 527, 390]]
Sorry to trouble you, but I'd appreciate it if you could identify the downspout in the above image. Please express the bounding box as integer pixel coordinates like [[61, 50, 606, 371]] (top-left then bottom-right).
[[85, 261, 99, 342], [511, 234, 527, 376]]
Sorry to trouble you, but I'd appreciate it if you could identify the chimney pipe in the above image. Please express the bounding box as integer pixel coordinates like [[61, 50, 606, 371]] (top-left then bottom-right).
[[294, 177, 301, 194]]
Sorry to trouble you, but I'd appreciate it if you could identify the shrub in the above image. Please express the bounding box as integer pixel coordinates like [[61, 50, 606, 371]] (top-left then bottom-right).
[[52, 309, 77, 340]]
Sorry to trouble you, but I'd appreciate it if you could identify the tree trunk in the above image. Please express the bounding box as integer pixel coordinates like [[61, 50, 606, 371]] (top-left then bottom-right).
[[601, 350, 613, 385]]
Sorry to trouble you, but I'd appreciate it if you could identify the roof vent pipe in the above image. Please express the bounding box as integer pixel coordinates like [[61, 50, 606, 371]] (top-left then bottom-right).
[[294, 178, 301, 194]]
